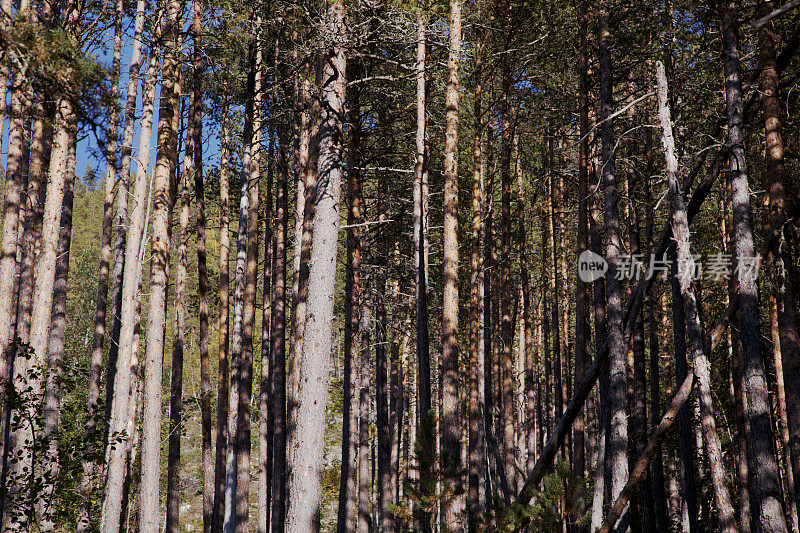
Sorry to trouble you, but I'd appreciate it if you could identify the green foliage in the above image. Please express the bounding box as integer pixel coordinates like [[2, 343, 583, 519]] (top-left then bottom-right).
[[524, 461, 591, 532]]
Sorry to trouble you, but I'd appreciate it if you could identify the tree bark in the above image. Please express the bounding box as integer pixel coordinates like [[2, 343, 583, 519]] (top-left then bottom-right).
[[573, 0, 590, 489], [757, 3, 800, 528], [100, 39, 160, 533], [413, 11, 434, 531], [270, 114, 289, 533], [139, 0, 182, 527], [235, 32, 262, 533], [166, 138, 192, 533], [104, 0, 147, 430], [38, 123, 76, 532], [468, 11, 486, 529], [213, 99, 232, 533], [656, 61, 736, 533], [285, 2, 345, 529], [598, 0, 628, 508], [188, 3, 212, 530], [721, 5, 789, 532], [440, 0, 464, 527], [336, 63, 363, 533]]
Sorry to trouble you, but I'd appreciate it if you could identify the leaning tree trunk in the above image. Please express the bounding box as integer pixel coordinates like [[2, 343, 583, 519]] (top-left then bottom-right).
[[139, 0, 182, 527], [440, 0, 464, 527], [721, 6, 789, 532], [598, 0, 628, 508], [103, 0, 146, 431], [656, 61, 736, 533], [99, 39, 160, 533], [285, 2, 345, 529]]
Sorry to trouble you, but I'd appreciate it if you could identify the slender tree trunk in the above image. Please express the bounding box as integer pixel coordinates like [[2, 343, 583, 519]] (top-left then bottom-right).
[[376, 155, 392, 531], [573, 0, 590, 493], [213, 99, 232, 533], [139, 0, 182, 527], [656, 61, 736, 532], [285, 2, 346, 529], [84, 0, 124, 456], [104, 0, 147, 434], [38, 124, 76, 531], [288, 55, 314, 473], [288, 60, 317, 472], [358, 288, 372, 533], [188, 3, 212, 531], [721, 6, 788, 532], [270, 117, 289, 533], [100, 40, 160, 533], [235, 32, 262, 533], [0, 0, 31, 512], [757, 4, 800, 528], [440, 0, 464, 527], [166, 142, 192, 533], [468, 13, 486, 529], [413, 11, 434, 532], [223, 36, 257, 530], [258, 97, 274, 533], [499, 17, 516, 491], [337, 64, 363, 533], [598, 0, 628, 509]]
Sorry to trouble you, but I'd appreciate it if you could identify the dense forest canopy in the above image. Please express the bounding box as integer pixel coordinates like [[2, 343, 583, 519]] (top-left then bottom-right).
[[0, 0, 799, 531]]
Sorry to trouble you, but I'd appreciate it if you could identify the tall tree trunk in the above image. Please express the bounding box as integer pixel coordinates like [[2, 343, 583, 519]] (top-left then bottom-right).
[[288, 55, 314, 473], [38, 124, 76, 532], [721, 6, 789, 532], [288, 60, 317, 472], [166, 141, 192, 533], [100, 40, 160, 533], [440, 0, 463, 527], [9, 86, 75, 529], [376, 156, 392, 531], [235, 32, 262, 533], [139, 0, 182, 527], [189, 3, 212, 531], [84, 0, 124, 453], [573, 0, 590, 490], [223, 34, 258, 531], [499, 14, 516, 490], [213, 99, 232, 533], [358, 287, 372, 533], [285, 2, 345, 529], [104, 0, 147, 429], [656, 61, 736, 533], [270, 117, 289, 533], [0, 0, 31, 512], [337, 63, 363, 533], [598, 0, 628, 509], [468, 11, 486, 529], [757, 3, 800, 528], [413, 11, 434, 531], [258, 96, 274, 533]]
